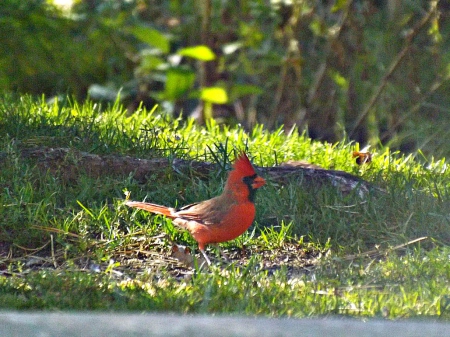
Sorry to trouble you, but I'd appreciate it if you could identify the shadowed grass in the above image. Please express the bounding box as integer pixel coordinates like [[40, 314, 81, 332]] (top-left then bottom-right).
[[1, 247, 448, 318]]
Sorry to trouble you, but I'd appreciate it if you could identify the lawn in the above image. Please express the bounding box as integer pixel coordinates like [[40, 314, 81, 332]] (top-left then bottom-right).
[[0, 94, 449, 318]]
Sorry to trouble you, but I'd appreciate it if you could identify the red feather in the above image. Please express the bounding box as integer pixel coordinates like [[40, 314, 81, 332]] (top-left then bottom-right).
[[233, 152, 256, 177]]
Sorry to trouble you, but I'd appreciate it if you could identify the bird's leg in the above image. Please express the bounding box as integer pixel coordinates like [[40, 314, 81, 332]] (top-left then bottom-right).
[[199, 248, 211, 266]]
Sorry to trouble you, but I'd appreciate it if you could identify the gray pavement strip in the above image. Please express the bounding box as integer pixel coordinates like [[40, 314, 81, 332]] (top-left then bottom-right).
[[1, 312, 449, 337]]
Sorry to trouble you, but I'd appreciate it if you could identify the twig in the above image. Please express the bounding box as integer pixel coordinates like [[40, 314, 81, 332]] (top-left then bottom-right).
[[50, 234, 58, 268], [344, 236, 428, 261], [380, 71, 450, 142], [30, 224, 81, 238], [350, 1, 438, 137]]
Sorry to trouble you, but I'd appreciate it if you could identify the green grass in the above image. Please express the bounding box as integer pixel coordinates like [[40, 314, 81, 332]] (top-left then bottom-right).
[[0, 94, 449, 319]]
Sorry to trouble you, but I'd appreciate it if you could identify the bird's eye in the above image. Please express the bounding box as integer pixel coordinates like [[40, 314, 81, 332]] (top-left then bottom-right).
[[243, 174, 257, 185]]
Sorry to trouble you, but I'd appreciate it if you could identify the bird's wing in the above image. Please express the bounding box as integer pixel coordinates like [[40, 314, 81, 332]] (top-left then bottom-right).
[[175, 196, 232, 226]]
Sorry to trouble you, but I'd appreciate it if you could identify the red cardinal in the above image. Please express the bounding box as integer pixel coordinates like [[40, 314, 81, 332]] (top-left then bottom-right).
[[126, 152, 266, 265]]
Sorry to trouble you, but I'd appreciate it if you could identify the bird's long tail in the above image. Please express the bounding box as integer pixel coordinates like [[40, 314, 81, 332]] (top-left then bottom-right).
[[125, 201, 175, 218]]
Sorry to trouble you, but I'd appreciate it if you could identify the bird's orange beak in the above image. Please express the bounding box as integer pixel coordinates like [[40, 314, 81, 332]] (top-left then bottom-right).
[[251, 176, 266, 189]]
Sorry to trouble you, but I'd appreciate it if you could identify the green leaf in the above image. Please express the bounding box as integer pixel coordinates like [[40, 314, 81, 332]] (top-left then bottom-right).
[[129, 25, 170, 53], [331, 0, 348, 12], [428, 17, 442, 43], [309, 18, 325, 37], [177, 45, 216, 61], [330, 70, 348, 90], [163, 67, 196, 100], [139, 53, 164, 72], [200, 87, 228, 104]]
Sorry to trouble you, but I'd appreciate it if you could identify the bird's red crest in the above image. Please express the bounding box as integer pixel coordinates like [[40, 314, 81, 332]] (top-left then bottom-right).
[[233, 152, 256, 176]]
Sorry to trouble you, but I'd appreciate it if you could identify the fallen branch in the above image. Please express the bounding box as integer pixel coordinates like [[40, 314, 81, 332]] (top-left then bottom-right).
[[5, 146, 379, 195]]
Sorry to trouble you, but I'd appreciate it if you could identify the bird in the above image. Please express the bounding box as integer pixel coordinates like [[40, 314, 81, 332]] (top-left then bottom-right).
[[125, 152, 266, 265]]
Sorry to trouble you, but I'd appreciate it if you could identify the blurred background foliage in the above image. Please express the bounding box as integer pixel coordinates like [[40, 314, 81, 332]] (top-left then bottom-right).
[[2, 0, 450, 158]]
